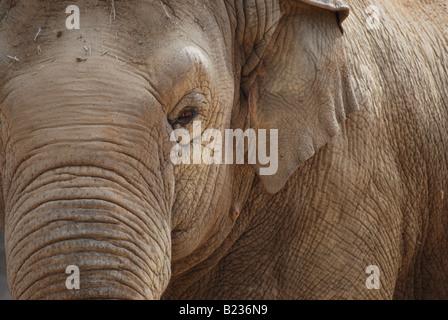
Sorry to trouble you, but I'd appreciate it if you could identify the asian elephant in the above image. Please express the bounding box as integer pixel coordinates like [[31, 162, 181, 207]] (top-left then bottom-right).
[[0, 0, 447, 300]]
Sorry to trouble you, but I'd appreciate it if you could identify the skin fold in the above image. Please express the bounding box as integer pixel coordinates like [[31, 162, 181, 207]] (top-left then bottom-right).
[[0, 0, 447, 299]]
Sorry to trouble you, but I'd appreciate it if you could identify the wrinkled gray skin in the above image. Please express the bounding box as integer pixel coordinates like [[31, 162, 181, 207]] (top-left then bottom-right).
[[0, 0, 447, 299], [0, 229, 8, 299]]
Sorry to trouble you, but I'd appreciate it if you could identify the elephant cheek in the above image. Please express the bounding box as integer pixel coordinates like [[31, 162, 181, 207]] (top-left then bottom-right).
[[5, 188, 172, 300]]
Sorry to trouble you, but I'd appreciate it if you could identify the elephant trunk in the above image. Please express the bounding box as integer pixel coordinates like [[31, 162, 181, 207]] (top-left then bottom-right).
[[6, 166, 172, 300], [2, 61, 175, 299], [3, 114, 174, 299]]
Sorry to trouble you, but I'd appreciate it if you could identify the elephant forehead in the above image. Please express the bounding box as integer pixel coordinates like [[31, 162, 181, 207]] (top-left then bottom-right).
[[0, 0, 224, 107], [143, 43, 216, 106], [0, 0, 204, 72], [2, 46, 214, 124], [1, 61, 164, 130]]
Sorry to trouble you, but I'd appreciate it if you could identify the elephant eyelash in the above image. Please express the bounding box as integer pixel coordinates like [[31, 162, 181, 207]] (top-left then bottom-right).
[[168, 91, 208, 127], [171, 107, 199, 126]]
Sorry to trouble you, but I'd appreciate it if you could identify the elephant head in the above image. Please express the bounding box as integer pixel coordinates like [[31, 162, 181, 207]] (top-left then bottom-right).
[[0, 0, 358, 299]]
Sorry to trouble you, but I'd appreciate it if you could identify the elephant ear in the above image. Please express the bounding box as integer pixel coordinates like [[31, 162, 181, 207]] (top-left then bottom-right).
[[244, 0, 359, 193], [300, 0, 350, 27]]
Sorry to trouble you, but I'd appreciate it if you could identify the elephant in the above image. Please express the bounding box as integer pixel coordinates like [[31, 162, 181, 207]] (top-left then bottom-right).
[[0, 0, 447, 300], [0, 229, 9, 299]]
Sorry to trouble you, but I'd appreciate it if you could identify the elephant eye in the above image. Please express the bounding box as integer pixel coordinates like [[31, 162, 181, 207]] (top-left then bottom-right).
[[176, 108, 197, 126]]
